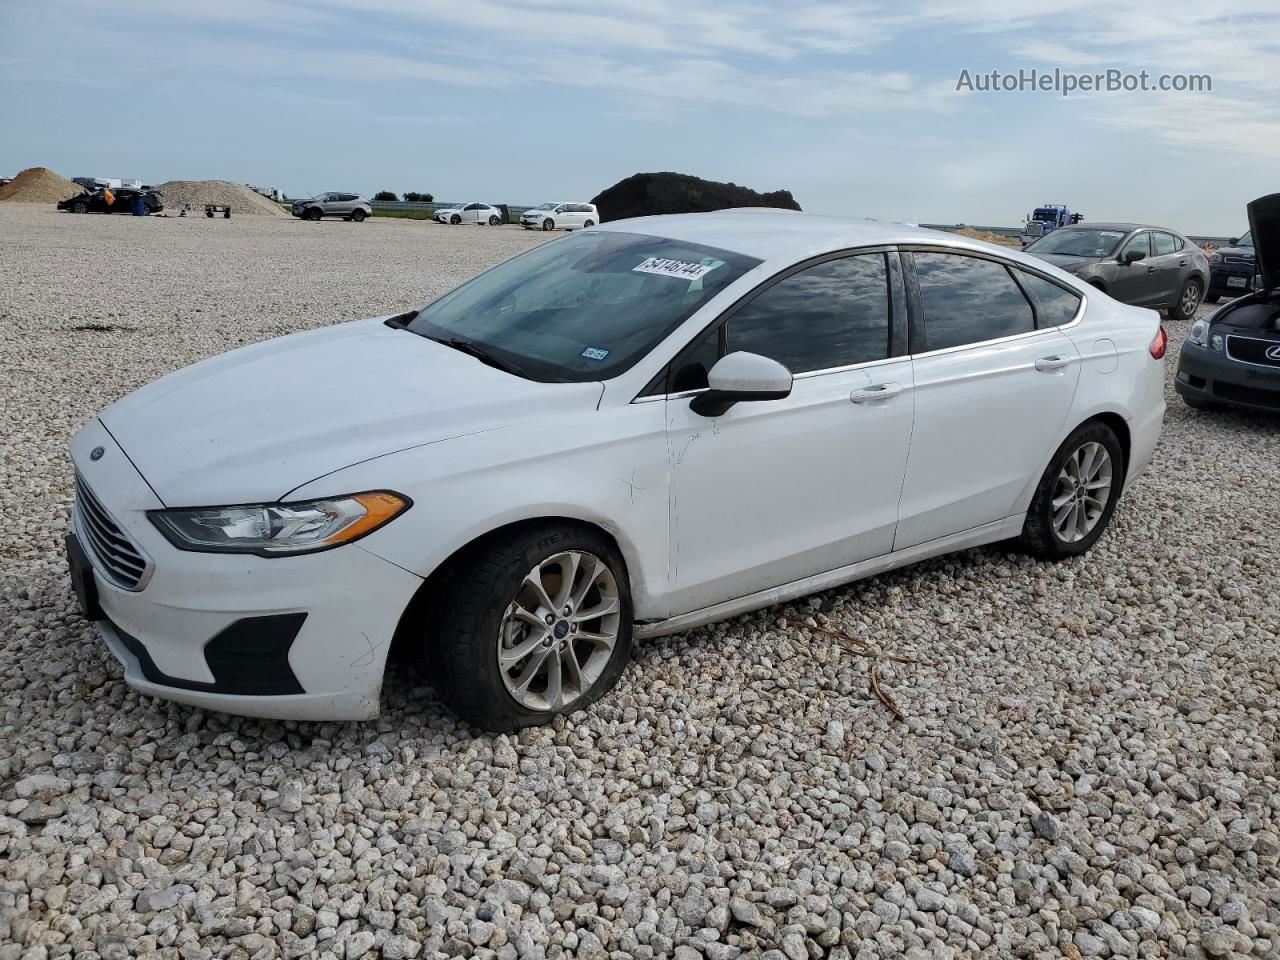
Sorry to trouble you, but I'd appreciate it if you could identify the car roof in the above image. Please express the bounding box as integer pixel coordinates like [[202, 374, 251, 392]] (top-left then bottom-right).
[[592, 210, 1023, 262], [1059, 221, 1184, 235]]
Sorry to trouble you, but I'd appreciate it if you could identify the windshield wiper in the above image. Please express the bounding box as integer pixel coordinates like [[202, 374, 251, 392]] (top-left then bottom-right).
[[431, 337, 529, 378]]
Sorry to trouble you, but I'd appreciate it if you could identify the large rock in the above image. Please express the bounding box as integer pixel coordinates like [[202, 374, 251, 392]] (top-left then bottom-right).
[[589, 172, 801, 222]]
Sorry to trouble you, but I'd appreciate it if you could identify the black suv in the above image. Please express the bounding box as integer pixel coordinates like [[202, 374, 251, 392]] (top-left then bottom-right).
[[1206, 231, 1257, 303], [58, 188, 163, 215], [1176, 193, 1280, 413]]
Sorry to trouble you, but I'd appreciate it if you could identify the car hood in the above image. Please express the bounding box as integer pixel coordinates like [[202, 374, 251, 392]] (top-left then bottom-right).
[[99, 317, 603, 506], [1247, 192, 1279, 290], [1215, 245, 1255, 260], [1029, 253, 1098, 273]]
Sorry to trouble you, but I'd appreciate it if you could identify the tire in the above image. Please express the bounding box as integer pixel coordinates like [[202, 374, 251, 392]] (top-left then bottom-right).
[[306, 207, 322, 221], [542, 218, 554, 231], [451, 214, 461, 225], [1169, 277, 1202, 321], [1203, 293, 1220, 304], [351, 209, 367, 222], [426, 524, 633, 731], [73, 202, 87, 214], [488, 214, 501, 226], [1019, 421, 1124, 561], [583, 220, 595, 229]]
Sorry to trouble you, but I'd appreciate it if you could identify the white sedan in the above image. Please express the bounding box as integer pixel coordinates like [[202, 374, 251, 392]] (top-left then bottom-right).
[[67, 212, 1165, 729], [434, 202, 503, 225]]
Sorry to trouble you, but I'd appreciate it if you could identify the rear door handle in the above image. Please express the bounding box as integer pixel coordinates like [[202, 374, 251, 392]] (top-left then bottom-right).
[[850, 382, 904, 403], [1035, 355, 1073, 372]]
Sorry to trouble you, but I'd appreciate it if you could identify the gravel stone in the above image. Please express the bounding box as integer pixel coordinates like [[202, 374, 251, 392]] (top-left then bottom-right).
[[0, 207, 1276, 960]]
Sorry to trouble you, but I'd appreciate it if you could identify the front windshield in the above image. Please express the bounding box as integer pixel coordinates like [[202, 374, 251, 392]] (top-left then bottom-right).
[[1026, 227, 1126, 258], [1237, 230, 1253, 247], [406, 230, 759, 382]]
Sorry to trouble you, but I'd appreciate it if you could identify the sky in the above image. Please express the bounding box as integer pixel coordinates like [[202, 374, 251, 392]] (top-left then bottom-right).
[[2, 0, 1278, 235]]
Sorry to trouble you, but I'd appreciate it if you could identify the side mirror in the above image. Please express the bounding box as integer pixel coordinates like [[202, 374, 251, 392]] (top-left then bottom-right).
[[690, 352, 793, 417], [1121, 249, 1146, 265], [1228, 237, 1239, 245]]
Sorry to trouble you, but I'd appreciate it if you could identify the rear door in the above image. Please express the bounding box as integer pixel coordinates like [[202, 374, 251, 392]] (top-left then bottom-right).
[[1151, 231, 1186, 305], [662, 250, 915, 612], [896, 249, 1082, 548]]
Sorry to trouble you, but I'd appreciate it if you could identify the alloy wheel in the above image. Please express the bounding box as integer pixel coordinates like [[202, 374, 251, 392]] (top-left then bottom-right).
[[497, 550, 620, 711], [1051, 441, 1113, 543], [1179, 282, 1201, 316]]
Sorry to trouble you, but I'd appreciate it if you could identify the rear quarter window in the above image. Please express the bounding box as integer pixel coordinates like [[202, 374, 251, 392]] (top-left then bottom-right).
[[1015, 270, 1083, 328]]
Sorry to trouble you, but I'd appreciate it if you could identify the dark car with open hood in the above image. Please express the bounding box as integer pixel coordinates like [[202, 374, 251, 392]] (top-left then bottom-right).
[[58, 187, 163, 215], [1176, 193, 1280, 413]]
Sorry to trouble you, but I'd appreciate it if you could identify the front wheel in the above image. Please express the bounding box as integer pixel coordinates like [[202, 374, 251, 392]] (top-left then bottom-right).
[[1020, 421, 1123, 560], [426, 525, 633, 731], [1170, 277, 1202, 321], [583, 219, 595, 229], [351, 209, 367, 222], [542, 218, 554, 231], [73, 202, 88, 214], [450, 214, 461, 225], [306, 207, 322, 221]]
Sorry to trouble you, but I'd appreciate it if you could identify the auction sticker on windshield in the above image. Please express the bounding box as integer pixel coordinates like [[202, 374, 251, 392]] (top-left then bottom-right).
[[633, 257, 717, 281]]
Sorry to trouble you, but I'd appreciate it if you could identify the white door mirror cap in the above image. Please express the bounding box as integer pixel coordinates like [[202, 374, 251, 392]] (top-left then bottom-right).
[[707, 351, 793, 395]]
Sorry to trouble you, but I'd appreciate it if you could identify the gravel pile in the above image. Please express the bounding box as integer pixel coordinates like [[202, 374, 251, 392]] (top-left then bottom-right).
[[0, 204, 1276, 960], [153, 179, 290, 216], [0, 165, 82, 204]]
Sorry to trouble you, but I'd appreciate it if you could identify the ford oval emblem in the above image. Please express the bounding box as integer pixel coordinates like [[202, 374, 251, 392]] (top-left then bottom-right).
[[90, 446, 105, 461]]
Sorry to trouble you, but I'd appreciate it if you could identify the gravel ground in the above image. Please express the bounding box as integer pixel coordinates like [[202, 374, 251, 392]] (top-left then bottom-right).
[[0, 204, 1276, 960]]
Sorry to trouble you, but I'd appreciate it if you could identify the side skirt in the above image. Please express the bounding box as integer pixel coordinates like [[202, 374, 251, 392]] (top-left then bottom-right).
[[633, 516, 1024, 639]]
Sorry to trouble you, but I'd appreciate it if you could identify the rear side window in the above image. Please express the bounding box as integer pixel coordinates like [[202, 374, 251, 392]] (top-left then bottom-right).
[[1015, 270, 1082, 327], [913, 253, 1034, 351], [1154, 232, 1180, 256], [725, 254, 891, 374]]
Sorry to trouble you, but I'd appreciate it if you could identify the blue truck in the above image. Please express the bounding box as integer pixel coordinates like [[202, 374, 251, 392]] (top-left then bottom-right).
[[1019, 204, 1084, 248]]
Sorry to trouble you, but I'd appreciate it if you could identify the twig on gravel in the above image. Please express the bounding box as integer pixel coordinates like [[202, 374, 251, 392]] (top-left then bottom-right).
[[869, 665, 906, 722], [785, 616, 934, 666]]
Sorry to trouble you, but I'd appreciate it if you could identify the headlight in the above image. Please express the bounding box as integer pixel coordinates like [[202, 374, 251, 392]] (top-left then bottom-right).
[[150, 491, 410, 556], [1209, 252, 1222, 264], [1187, 319, 1210, 346]]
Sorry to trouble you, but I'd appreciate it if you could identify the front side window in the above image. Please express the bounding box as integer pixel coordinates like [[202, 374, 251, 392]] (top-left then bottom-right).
[[464, 203, 480, 211], [406, 230, 759, 382], [725, 255, 891, 374], [1237, 230, 1253, 248], [913, 253, 1034, 351], [1121, 233, 1151, 260]]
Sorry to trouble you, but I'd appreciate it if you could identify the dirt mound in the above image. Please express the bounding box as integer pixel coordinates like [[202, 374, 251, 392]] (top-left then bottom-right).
[[955, 227, 1019, 247], [590, 172, 801, 222], [0, 167, 82, 204], [153, 180, 288, 217]]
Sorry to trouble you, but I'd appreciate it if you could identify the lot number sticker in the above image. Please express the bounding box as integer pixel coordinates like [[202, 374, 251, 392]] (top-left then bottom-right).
[[633, 257, 716, 281]]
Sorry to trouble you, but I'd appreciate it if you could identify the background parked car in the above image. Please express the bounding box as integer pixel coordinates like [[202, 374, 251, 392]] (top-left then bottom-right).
[[58, 187, 163, 215], [1023, 223, 1209, 320], [1205, 231, 1257, 303], [435, 202, 503, 225], [1176, 193, 1280, 413], [521, 202, 598, 231], [291, 193, 372, 222]]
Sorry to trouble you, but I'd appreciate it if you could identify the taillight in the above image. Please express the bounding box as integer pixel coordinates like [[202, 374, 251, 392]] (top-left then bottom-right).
[[1149, 325, 1168, 360]]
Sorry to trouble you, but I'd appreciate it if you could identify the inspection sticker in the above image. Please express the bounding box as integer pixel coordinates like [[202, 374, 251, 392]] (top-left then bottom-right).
[[633, 257, 715, 281], [581, 347, 610, 361]]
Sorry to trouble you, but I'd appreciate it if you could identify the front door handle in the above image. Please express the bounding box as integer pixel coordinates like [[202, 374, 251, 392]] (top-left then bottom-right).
[[1035, 355, 1073, 372], [850, 382, 904, 403]]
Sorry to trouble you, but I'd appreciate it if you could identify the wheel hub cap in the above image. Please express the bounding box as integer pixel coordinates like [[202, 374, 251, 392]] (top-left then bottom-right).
[[497, 551, 620, 711], [1051, 441, 1113, 543]]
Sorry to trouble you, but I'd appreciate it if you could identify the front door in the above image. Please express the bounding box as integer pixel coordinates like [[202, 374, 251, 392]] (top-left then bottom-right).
[[663, 251, 915, 613], [896, 250, 1082, 548], [1111, 231, 1162, 305]]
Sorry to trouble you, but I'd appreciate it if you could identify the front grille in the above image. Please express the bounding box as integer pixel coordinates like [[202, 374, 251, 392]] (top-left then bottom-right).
[[1023, 223, 1044, 237], [1223, 255, 1254, 265], [74, 473, 150, 590], [1225, 335, 1280, 368]]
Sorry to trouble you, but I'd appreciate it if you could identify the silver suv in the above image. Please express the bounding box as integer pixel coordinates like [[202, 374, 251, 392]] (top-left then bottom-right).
[[292, 192, 373, 222]]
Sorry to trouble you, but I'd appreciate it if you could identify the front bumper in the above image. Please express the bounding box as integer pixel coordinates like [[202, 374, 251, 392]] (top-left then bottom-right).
[[69, 419, 423, 720], [1208, 265, 1255, 295], [1175, 341, 1280, 412]]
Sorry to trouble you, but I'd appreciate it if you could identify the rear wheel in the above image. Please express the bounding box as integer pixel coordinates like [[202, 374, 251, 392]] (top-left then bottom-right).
[[488, 214, 501, 225], [351, 208, 367, 222], [583, 219, 595, 229], [1170, 277, 1202, 321], [426, 524, 633, 731], [1020, 421, 1123, 560]]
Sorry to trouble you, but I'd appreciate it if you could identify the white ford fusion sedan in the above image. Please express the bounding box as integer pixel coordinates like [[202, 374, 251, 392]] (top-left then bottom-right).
[[67, 211, 1166, 730]]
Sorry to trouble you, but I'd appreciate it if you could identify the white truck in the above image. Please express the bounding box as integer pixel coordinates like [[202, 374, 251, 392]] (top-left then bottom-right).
[[248, 184, 284, 202]]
